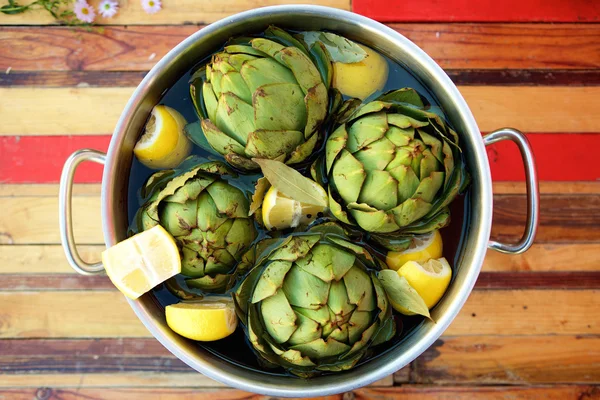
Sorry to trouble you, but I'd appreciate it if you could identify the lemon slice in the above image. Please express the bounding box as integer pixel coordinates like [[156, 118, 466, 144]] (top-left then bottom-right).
[[133, 105, 192, 169], [332, 44, 389, 100], [262, 186, 325, 230], [397, 257, 452, 310], [101, 225, 181, 300], [385, 230, 443, 271], [166, 297, 238, 341]]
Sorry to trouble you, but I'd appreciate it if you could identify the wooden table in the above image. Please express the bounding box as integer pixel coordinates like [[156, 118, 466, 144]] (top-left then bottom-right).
[[1, 0, 599, 398]]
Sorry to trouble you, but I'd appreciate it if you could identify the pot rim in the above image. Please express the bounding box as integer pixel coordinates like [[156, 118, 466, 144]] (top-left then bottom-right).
[[101, 5, 493, 396]]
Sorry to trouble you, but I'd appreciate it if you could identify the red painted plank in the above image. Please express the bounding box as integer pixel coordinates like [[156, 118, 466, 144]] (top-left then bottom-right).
[[486, 133, 600, 181], [0, 136, 109, 184], [1, 133, 599, 183], [353, 0, 600, 22]]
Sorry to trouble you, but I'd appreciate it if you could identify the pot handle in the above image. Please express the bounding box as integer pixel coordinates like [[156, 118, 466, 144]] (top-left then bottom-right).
[[59, 149, 107, 275], [483, 128, 539, 254]]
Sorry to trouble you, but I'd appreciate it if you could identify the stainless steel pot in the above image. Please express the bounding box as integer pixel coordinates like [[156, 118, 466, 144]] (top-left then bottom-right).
[[58, 5, 539, 397]]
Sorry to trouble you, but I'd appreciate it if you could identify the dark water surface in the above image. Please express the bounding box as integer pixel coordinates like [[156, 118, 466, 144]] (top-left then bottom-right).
[[127, 38, 471, 375]]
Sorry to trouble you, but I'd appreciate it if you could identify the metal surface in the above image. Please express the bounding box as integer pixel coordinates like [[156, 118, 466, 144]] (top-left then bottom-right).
[[484, 128, 540, 254], [59, 149, 106, 275], [56, 5, 539, 397]]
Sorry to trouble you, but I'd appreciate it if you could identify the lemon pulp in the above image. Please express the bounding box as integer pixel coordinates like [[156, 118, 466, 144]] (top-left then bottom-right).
[[101, 225, 181, 300], [398, 257, 452, 311], [133, 105, 192, 169], [262, 186, 326, 230], [385, 230, 443, 271]]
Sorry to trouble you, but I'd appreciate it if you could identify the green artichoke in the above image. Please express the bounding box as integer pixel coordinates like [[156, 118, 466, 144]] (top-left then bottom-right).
[[323, 88, 468, 239], [133, 157, 257, 293], [189, 26, 331, 171], [234, 223, 395, 376]]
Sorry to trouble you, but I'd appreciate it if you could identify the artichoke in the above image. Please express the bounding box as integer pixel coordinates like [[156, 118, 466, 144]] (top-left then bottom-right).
[[234, 223, 395, 376], [133, 157, 257, 293], [323, 88, 468, 240], [190, 26, 331, 171]]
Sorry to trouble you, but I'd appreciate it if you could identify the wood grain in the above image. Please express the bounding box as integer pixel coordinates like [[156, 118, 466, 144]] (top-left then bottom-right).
[[2, 272, 599, 291], [492, 194, 600, 243], [0, 195, 102, 244], [3, 193, 598, 244], [0, 0, 351, 25], [0, 290, 596, 338], [355, 0, 600, 23], [2, 87, 598, 136], [493, 181, 600, 195], [6, 134, 600, 183], [4, 69, 600, 88], [2, 24, 598, 72], [0, 373, 225, 388], [3, 181, 597, 197], [2, 242, 597, 278], [483, 243, 600, 272], [411, 335, 600, 384], [1, 386, 599, 400]]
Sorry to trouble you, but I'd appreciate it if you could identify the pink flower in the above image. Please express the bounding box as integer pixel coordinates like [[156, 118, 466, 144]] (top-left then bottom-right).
[[141, 0, 162, 14], [74, 0, 96, 23], [98, 0, 119, 18]]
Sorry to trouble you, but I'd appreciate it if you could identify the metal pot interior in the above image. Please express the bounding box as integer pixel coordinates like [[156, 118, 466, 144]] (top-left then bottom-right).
[[102, 5, 493, 397]]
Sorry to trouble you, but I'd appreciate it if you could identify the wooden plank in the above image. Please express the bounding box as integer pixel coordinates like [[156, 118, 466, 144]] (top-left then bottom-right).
[[4, 69, 600, 88], [354, 0, 600, 22], [0, 196, 103, 244], [3, 271, 599, 291], [0, 373, 225, 388], [493, 181, 600, 195], [362, 386, 600, 399], [0, 184, 102, 196], [412, 335, 600, 384], [474, 272, 600, 290], [0, 290, 596, 338], [2, 87, 598, 136], [0, 88, 132, 136], [2, 242, 597, 278], [2, 24, 598, 72], [487, 133, 600, 181], [4, 133, 600, 183], [492, 194, 600, 243], [0, 136, 110, 184], [0, 0, 351, 25], [392, 24, 600, 70], [2, 386, 599, 400], [483, 243, 600, 272], [3, 193, 598, 244], [0, 245, 103, 273], [3, 181, 597, 197], [0, 26, 197, 72]]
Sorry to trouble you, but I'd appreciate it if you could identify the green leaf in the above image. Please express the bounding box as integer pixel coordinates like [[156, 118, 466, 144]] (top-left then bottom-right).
[[253, 158, 328, 208], [183, 121, 221, 157], [301, 31, 367, 64], [249, 176, 270, 216], [377, 270, 431, 319]]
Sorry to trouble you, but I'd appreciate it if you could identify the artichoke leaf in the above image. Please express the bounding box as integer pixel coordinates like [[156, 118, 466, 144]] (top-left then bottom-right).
[[377, 88, 424, 108], [378, 269, 431, 319], [300, 31, 367, 64]]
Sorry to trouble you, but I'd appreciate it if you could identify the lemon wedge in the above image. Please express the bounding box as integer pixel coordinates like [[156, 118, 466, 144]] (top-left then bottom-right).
[[385, 230, 443, 271], [397, 257, 452, 310], [262, 186, 326, 230], [166, 297, 238, 341], [133, 105, 192, 169], [101, 225, 181, 300], [332, 44, 389, 100]]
